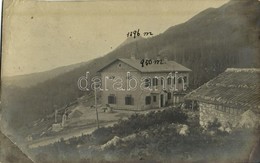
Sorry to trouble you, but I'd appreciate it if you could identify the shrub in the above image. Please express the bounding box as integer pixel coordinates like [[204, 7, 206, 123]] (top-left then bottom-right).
[[109, 108, 188, 137], [92, 127, 114, 144]]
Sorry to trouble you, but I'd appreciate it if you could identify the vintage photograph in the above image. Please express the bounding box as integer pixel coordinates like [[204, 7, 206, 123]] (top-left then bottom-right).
[[1, 0, 260, 162]]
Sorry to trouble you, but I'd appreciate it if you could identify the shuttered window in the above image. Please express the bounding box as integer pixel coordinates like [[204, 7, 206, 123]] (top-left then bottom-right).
[[178, 78, 183, 84], [153, 96, 156, 102], [152, 78, 158, 86], [108, 94, 116, 104], [145, 96, 151, 105], [144, 78, 151, 88], [167, 77, 171, 85], [183, 76, 187, 83], [125, 95, 134, 105], [168, 93, 171, 99]]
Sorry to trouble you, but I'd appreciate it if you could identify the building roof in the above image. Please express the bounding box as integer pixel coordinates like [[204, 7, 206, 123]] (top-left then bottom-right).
[[185, 68, 260, 112], [68, 109, 83, 119], [97, 58, 191, 73]]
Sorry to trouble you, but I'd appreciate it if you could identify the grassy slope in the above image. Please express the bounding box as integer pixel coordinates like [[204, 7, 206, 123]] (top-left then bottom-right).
[[29, 108, 259, 162]]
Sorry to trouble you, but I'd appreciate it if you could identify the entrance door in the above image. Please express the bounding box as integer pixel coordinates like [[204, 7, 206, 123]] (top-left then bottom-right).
[[160, 94, 164, 107]]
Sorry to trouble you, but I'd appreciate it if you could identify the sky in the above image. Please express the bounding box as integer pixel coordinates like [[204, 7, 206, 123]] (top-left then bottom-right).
[[2, 0, 229, 77]]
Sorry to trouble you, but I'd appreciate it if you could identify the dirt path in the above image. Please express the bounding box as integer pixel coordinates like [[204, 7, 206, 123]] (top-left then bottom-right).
[[28, 107, 167, 149], [28, 121, 116, 149]]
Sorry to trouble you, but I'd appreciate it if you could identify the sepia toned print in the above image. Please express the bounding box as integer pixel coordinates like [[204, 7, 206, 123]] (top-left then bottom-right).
[[1, 0, 260, 162]]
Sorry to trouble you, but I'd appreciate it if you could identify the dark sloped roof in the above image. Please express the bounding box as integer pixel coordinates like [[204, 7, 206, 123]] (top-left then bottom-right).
[[97, 58, 191, 72], [185, 68, 260, 111]]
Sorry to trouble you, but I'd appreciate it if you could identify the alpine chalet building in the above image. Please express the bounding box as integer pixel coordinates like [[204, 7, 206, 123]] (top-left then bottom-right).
[[97, 56, 191, 110]]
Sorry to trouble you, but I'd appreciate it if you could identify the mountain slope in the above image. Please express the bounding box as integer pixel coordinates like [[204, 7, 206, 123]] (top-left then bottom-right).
[[116, 36, 144, 49], [1, 0, 259, 132], [2, 61, 90, 88]]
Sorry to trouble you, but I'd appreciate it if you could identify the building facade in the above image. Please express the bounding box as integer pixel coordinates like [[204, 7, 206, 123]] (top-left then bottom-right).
[[185, 68, 260, 128], [97, 57, 191, 110]]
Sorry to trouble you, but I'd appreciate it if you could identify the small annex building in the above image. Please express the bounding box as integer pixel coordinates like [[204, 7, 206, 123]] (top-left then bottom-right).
[[185, 68, 260, 128]]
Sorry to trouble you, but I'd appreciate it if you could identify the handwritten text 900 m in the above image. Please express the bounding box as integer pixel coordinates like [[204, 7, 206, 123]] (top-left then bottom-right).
[[140, 59, 165, 67]]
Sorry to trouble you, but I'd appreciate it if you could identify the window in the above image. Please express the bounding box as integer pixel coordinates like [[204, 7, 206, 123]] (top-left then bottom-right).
[[178, 78, 183, 84], [145, 96, 151, 105], [183, 76, 187, 83], [125, 95, 134, 105], [108, 94, 116, 104], [167, 77, 171, 85], [144, 78, 151, 88], [168, 92, 171, 99], [225, 107, 229, 113], [220, 106, 224, 111], [228, 108, 231, 113], [152, 78, 158, 86], [153, 96, 156, 102], [161, 78, 164, 85]]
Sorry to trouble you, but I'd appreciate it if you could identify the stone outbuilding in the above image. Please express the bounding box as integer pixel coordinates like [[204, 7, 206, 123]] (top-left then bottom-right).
[[185, 68, 260, 128]]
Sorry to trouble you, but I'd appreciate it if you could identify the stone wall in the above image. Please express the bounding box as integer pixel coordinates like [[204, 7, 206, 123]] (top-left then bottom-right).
[[199, 102, 241, 128]]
